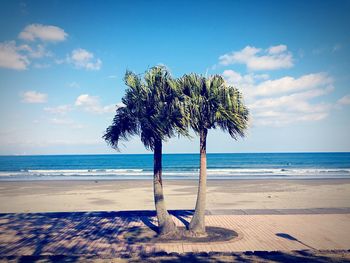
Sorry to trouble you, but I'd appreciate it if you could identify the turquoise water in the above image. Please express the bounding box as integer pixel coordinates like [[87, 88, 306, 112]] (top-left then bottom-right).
[[0, 153, 349, 181]]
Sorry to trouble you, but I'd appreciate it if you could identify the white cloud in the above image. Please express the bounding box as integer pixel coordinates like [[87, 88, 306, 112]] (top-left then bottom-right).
[[0, 41, 29, 70], [68, 48, 102, 70], [253, 111, 329, 126], [21, 91, 48, 103], [44, 105, 72, 115], [0, 41, 54, 70], [223, 70, 269, 86], [223, 69, 269, 98], [75, 94, 116, 114], [250, 86, 333, 126], [19, 24, 68, 42], [254, 73, 333, 96], [75, 94, 96, 107], [219, 45, 293, 71], [267, 44, 287, 54], [223, 69, 254, 86], [337, 95, 350, 106], [250, 88, 332, 113], [1, 24, 66, 71], [223, 69, 336, 127]]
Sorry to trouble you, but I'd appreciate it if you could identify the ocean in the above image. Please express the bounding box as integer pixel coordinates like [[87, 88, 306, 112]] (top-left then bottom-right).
[[0, 152, 349, 181]]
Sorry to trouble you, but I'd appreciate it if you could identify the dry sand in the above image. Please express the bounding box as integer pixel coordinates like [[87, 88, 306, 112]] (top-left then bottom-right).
[[1, 179, 349, 213]]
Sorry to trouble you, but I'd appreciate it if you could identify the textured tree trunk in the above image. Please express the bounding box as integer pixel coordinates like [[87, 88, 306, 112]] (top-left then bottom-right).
[[189, 128, 208, 236], [153, 138, 177, 237]]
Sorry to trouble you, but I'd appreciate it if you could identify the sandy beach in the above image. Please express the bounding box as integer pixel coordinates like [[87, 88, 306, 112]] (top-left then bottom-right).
[[1, 179, 349, 213], [1, 179, 350, 261]]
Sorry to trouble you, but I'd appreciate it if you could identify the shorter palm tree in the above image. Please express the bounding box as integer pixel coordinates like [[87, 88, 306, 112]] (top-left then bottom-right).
[[104, 66, 188, 237], [180, 73, 249, 236]]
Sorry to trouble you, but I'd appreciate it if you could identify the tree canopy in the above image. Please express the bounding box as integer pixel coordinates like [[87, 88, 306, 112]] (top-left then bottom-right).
[[179, 73, 249, 138], [103, 66, 189, 150]]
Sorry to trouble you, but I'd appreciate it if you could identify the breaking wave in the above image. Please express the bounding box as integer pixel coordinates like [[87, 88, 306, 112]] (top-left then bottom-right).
[[0, 168, 349, 181]]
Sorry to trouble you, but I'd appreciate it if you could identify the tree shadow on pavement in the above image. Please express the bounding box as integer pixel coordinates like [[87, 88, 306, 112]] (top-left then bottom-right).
[[0, 210, 161, 257], [0, 210, 195, 258], [1, 210, 348, 262], [1, 250, 350, 262]]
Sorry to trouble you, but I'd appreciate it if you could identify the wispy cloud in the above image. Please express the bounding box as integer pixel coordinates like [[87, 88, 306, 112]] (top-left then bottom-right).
[[219, 45, 293, 71], [50, 118, 84, 129], [44, 105, 72, 115], [0, 138, 98, 147], [21, 91, 48, 103], [33, 63, 50, 69], [50, 118, 74, 125], [332, 43, 342, 53], [68, 48, 102, 70], [336, 94, 350, 106], [19, 1, 28, 15], [68, 82, 80, 88], [313, 43, 342, 55], [19, 24, 68, 42], [20, 44, 52, 58]]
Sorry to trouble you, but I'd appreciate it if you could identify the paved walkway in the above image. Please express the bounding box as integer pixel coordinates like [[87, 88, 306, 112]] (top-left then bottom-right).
[[0, 209, 349, 257], [207, 207, 350, 215]]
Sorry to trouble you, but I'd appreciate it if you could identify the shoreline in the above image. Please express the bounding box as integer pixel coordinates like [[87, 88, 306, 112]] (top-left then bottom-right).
[[1, 177, 350, 183], [2, 177, 350, 183]]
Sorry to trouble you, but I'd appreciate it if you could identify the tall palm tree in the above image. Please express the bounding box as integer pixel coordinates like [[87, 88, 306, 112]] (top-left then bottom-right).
[[104, 66, 188, 237], [180, 73, 249, 236]]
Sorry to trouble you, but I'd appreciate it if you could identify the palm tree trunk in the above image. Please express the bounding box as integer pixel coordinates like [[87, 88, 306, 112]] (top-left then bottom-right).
[[153, 138, 177, 236], [189, 128, 208, 235]]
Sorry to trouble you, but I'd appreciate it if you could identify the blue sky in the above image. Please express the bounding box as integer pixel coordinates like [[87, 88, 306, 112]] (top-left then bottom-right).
[[0, 0, 349, 155]]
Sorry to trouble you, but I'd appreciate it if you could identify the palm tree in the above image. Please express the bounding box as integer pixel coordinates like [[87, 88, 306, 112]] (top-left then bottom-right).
[[180, 73, 249, 236], [104, 66, 188, 237]]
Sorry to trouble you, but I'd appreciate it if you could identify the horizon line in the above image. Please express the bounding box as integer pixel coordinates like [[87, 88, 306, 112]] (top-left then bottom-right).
[[1, 151, 350, 157]]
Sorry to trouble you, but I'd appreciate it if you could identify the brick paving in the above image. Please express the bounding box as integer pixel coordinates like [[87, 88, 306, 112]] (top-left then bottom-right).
[[0, 209, 349, 256]]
